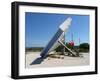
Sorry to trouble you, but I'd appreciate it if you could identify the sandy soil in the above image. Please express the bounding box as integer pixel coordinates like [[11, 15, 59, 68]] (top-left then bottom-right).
[[25, 52, 89, 68]]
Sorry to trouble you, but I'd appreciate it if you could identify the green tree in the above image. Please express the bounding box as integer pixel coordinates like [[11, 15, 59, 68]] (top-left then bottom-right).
[[79, 43, 89, 52]]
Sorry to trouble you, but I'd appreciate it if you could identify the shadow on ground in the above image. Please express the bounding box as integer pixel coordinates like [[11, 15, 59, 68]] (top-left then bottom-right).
[[30, 57, 46, 65]]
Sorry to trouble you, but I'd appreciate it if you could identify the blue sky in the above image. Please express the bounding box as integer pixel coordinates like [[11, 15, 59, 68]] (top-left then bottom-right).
[[25, 12, 89, 47]]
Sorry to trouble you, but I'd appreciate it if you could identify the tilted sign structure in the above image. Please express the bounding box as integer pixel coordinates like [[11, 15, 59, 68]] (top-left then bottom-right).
[[40, 17, 78, 58]]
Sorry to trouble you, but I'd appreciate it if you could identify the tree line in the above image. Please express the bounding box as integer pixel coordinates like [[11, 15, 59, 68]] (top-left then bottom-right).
[[26, 43, 89, 53], [55, 43, 89, 52]]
